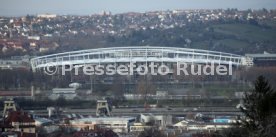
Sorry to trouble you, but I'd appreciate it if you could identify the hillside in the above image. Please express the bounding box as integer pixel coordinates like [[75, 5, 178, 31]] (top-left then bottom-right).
[[101, 22, 276, 55]]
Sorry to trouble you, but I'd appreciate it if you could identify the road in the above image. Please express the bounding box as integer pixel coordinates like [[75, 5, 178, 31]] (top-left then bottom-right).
[[19, 106, 242, 117]]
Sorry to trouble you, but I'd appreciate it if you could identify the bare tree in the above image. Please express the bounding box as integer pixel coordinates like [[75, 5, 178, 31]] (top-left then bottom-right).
[[111, 75, 125, 100], [138, 128, 166, 137], [136, 75, 156, 104]]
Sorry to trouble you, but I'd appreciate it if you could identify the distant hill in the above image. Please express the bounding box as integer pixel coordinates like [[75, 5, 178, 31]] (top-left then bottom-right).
[[100, 23, 276, 55]]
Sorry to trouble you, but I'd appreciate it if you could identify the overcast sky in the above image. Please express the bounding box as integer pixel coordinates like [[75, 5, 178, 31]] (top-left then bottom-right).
[[1, 0, 276, 16]]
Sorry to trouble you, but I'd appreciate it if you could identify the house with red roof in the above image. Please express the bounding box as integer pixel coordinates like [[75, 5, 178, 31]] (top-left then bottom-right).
[[3, 111, 36, 134]]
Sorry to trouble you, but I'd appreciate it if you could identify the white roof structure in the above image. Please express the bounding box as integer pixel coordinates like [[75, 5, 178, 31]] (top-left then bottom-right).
[[52, 88, 76, 94], [30, 46, 251, 71]]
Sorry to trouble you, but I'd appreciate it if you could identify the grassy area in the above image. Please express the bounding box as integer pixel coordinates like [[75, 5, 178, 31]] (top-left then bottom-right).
[[192, 39, 250, 51], [213, 24, 276, 42], [262, 20, 276, 29], [192, 41, 210, 50], [216, 39, 250, 49], [190, 23, 276, 54]]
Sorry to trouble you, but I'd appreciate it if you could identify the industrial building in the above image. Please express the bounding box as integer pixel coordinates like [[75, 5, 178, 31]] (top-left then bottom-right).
[[49, 88, 77, 100], [69, 117, 136, 133], [245, 52, 276, 66]]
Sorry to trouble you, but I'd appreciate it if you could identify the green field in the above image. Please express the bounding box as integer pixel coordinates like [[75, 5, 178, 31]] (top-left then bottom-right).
[[213, 24, 276, 42], [190, 23, 276, 54]]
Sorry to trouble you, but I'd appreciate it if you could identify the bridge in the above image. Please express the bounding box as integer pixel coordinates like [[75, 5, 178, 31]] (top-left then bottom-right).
[[30, 46, 251, 71]]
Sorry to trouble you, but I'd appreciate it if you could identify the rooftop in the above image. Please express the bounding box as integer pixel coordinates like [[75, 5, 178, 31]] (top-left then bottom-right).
[[245, 53, 276, 58], [5, 111, 35, 123], [72, 116, 135, 123]]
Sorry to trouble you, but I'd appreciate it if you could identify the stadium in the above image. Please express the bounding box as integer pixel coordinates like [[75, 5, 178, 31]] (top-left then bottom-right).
[[30, 46, 252, 71]]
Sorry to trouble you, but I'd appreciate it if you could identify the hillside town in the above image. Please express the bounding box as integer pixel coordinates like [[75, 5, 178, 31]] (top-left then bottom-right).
[[1, 9, 276, 57]]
